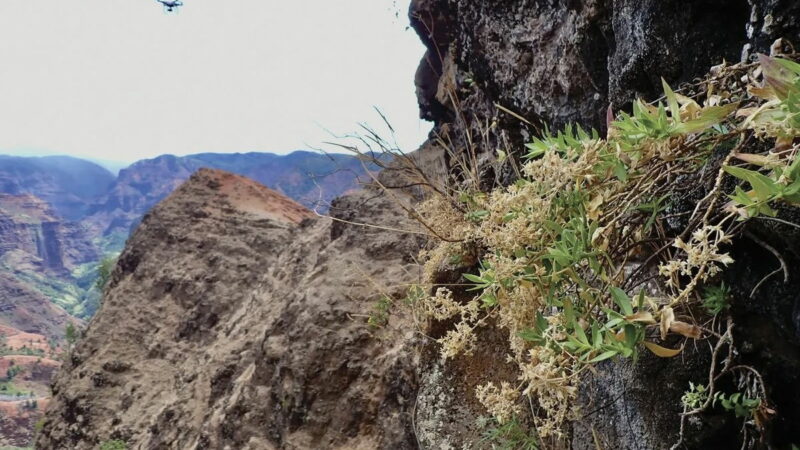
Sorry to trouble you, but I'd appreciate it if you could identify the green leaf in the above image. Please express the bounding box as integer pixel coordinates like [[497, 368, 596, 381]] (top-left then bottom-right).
[[605, 317, 624, 330], [588, 350, 618, 363], [546, 247, 572, 267], [612, 160, 629, 182], [786, 155, 800, 182], [466, 210, 490, 222], [536, 312, 548, 333], [729, 185, 755, 206], [724, 165, 782, 202], [783, 180, 800, 203], [636, 290, 646, 309], [624, 324, 639, 349], [480, 292, 497, 307], [591, 323, 602, 348], [563, 299, 576, 324], [574, 322, 589, 346], [610, 287, 633, 316], [757, 202, 779, 217], [518, 328, 543, 343], [524, 142, 546, 159], [760, 54, 797, 100], [662, 78, 681, 123], [463, 273, 486, 284], [676, 103, 737, 134], [775, 57, 800, 77]]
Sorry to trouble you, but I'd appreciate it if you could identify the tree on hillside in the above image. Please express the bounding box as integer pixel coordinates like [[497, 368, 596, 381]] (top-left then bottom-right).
[[65, 323, 80, 352], [5, 364, 22, 381], [94, 256, 117, 292]]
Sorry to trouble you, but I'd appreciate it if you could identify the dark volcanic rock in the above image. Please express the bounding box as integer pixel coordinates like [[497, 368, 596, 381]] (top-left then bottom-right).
[[410, 0, 799, 163], [409, 0, 800, 448]]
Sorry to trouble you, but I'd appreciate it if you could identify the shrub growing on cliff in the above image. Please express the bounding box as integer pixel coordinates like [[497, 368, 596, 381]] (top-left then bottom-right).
[[65, 323, 80, 353], [94, 256, 116, 292], [404, 53, 800, 446], [4, 364, 22, 381]]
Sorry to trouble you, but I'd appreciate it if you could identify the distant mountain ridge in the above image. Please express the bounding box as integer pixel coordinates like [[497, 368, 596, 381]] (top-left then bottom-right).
[[0, 150, 375, 233], [0, 155, 115, 220], [85, 151, 374, 236]]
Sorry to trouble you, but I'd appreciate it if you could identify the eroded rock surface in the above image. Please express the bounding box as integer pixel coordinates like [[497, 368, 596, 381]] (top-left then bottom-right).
[[34, 1, 800, 449], [409, 1, 800, 448], [36, 169, 424, 449]]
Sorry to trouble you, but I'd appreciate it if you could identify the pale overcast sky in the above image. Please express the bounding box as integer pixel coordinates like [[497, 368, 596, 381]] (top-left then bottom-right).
[[0, 0, 429, 163]]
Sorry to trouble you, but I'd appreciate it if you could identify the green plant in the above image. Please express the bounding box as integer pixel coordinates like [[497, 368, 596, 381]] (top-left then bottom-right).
[[94, 256, 116, 292], [724, 55, 800, 218], [723, 159, 800, 218], [681, 382, 710, 410], [713, 391, 761, 418], [99, 440, 127, 450], [745, 55, 800, 138], [369, 285, 428, 328], [377, 54, 800, 445], [612, 79, 737, 149], [367, 295, 393, 328], [425, 73, 744, 431], [5, 365, 22, 381], [65, 323, 80, 350], [524, 123, 598, 159], [479, 416, 540, 450], [414, 75, 741, 436], [0, 381, 30, 397], [0, 346, 44, 357], [702, 283, 730, 315]]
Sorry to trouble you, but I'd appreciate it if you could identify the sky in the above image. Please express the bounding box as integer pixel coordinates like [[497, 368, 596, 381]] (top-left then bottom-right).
[[0, 0, 429, 164]]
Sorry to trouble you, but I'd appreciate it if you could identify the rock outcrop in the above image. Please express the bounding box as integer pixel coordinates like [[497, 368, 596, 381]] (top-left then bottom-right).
[[31, 1, 800, 449], [36, 169, 424, 449], [408, 0, 800, 448], [0, 193, 104, 318], [410, 0, 800, 183], [0, 194, 99, 272], [0, 273, 78, 341]]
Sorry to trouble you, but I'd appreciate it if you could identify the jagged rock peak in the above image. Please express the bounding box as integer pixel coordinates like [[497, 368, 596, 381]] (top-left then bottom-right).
[[157, 168, 316, 225], [35, 168, 424, 449]]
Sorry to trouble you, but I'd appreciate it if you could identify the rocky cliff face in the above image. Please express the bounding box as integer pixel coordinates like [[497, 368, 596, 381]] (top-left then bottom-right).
[[0, 193, 104, 318], [408, 0, 800, 448], [0, 273, 78, 341], [32, 1, 800, 449], [36, 169, 425, 449], [411, 0, 800, 181], [0, 194, 65, 272], [0, 194, 99, 273]]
